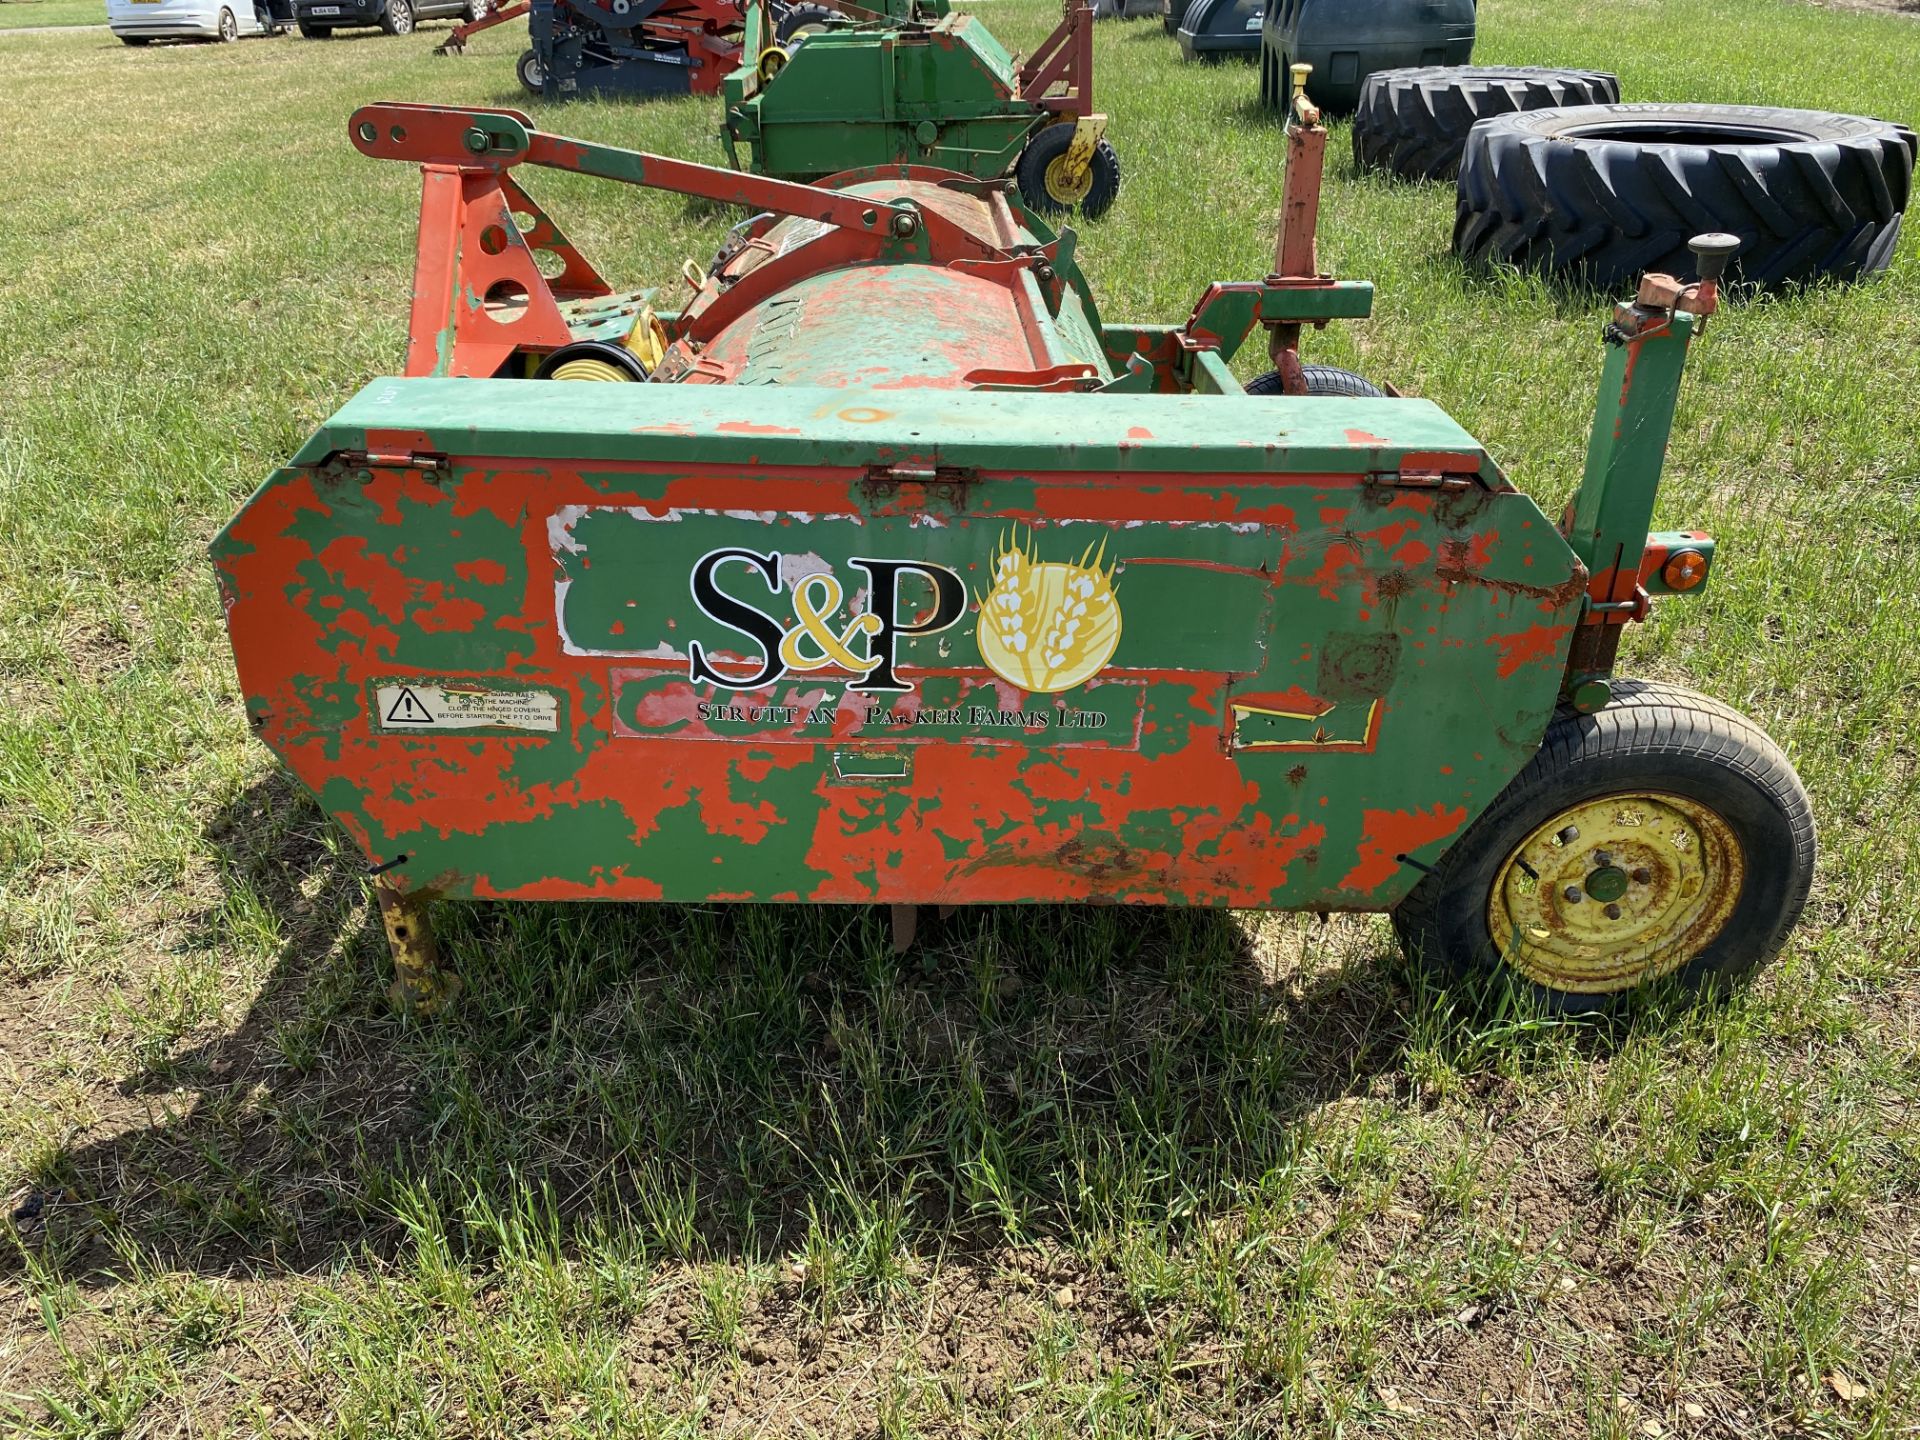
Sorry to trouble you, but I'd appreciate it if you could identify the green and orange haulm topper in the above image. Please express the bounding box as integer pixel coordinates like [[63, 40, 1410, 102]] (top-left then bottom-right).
[[212, 70, 1815, 1013]]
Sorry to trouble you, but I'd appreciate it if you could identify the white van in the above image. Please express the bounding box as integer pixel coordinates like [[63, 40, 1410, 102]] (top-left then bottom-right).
[[106, 0, 283, 44]]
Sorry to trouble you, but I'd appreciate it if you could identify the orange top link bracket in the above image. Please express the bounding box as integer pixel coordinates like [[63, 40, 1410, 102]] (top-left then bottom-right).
[[1266, 62, 1330, 392]]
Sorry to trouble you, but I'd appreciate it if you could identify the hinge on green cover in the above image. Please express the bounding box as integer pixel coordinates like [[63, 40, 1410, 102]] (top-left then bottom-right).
[[314, 448, 450, 484], [1385, 465, 1478, 492]]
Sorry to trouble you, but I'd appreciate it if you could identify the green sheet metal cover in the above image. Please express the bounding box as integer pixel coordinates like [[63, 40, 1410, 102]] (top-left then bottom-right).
[[294, 379, 1495, 476], [213, 381, 1583, 909]]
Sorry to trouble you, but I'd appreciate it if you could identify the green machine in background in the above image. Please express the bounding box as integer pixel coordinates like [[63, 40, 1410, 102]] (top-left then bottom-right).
[[722, 0, 1123, 218]]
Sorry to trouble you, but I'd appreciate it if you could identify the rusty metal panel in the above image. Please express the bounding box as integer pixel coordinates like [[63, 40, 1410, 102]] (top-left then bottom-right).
[[213, 382, 1583, 911]]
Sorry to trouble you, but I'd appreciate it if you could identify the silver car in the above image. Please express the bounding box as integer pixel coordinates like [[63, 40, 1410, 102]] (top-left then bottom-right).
[[105, 0, 283, 44]]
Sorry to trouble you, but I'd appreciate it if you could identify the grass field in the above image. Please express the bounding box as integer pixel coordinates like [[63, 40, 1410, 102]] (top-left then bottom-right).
[[3, 0, 1919, 1433], [0, 0, 106, 28]]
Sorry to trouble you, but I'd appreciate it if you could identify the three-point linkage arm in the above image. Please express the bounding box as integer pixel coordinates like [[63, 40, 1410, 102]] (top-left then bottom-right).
[[348, 102, 1034, 379], [434, 0, 530, 54], [351, 102, 996, 248]]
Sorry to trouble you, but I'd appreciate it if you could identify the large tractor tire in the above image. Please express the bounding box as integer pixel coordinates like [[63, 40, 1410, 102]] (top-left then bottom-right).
[[1456, 103, 1916, 290], [1393, 681, 1815, 1013], [1353, 66, 1620, 182]]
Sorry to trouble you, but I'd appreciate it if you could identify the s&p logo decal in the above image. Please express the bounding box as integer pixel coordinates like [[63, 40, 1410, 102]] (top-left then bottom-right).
[[684, 530, 1123, 696], [687, 550, 966, 694]]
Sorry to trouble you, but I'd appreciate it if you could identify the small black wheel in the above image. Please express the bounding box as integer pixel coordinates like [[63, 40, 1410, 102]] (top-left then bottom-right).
[[1014, 124, 1122, 220], [120, 33, 153, 43], [1393, 681, 1815, 1012], [516, 45, 544, 93], [381, 0, 413, 33], [217, 6, 239, 39], [774, 1, 836, 43], [1244, 363, 1385, 397], [298, 19, 330, 34]]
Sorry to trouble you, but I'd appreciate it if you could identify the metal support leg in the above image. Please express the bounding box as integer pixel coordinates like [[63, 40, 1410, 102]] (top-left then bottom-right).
[[889, 903, 918, 954], [378, 886, 461, 1013]]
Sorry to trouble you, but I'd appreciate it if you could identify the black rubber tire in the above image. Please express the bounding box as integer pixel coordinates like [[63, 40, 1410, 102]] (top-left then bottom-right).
[[516, 45, 543, 93], [217, 5, 238, 39], [1244, 363, 1386, 397], [1353, 66, 1621, 182], [380, 0, 413, 33], [1015, 126, 1122, 221], [774, 1, 835, 43], [1393, 680, 1815, 1013], [1456, 103, 1917, 290]]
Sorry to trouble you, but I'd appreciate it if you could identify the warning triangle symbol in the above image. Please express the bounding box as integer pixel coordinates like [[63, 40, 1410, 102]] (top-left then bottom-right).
[[385, 686, 436, 725]]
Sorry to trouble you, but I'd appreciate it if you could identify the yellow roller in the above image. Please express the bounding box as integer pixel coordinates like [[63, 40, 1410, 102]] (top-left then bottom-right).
[[548, 357, 632, 382]]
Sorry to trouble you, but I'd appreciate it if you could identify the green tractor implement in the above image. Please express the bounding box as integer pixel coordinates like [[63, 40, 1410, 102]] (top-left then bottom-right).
[[723, 0, 1122, 219], [212, 69, 1813, 1014], [435, 0, 823, 101]]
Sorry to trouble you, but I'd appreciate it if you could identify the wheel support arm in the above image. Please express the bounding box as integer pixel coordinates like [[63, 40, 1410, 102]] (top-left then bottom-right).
[[1561, 234, 1740, 703]]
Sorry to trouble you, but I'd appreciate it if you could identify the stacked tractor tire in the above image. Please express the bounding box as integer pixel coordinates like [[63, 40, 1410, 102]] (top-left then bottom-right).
[[1351, 66, 1915, 290], [1351, 65, 1622, 181], [1448, 103, 1915, 289], [1228, 0, 1918, 292]]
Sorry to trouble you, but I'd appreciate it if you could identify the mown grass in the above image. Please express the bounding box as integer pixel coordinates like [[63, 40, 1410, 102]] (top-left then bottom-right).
[[2, 0, 1918, 1434], [0, 0, 110, 28]]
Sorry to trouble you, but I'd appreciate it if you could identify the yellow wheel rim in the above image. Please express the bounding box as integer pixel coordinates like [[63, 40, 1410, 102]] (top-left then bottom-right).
[[548, 357, 631, 383], [1488, 792, 1744, 994], [1044, 152, 1094, 206]]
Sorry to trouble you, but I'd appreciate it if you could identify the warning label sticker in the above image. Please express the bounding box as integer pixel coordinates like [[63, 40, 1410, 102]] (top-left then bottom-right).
[[372, 683, 560, 734]]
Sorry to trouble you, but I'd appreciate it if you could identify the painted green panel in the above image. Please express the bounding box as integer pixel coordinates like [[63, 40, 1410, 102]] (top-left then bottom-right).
[[281, 477, 537, 675], [552, 508, 1275, 674], [301, 379, 1493, 477], [231, 379, 1580, 911]]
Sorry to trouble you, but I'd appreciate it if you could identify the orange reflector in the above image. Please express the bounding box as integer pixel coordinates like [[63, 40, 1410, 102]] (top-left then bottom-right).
[[1662, 550, 1708, 591]]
